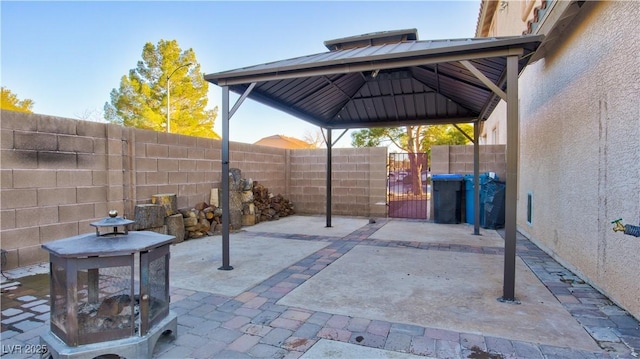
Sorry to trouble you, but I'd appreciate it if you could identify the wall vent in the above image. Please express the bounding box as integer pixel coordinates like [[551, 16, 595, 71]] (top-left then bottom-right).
[[527, 192, 533, 225]]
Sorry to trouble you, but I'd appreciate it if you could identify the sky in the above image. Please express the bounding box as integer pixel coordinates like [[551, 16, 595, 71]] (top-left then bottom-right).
[[1, 1, 480, 147]]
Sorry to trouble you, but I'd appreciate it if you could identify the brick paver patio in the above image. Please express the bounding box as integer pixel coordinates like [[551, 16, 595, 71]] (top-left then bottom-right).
[[1, 218, 639, 358]]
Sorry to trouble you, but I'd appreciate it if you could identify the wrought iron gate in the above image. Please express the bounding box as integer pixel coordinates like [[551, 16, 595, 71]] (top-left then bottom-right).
[[388, 153, 429, 219]]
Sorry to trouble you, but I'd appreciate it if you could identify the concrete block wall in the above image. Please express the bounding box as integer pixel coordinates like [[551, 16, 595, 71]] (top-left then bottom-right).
[[128, 130, 287, 212], [0, 111, 386, 269], [430, 144, 506, 179], [289, 147, 387, 218], [1, 111, 126, 268], [229, 142, 287, 198]]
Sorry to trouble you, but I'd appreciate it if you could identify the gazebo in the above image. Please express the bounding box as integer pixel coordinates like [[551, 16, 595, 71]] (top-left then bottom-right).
[[204, 29, 543, 302]]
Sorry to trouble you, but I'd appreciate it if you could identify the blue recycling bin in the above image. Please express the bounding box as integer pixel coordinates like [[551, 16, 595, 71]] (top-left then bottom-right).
[[463, 173, 497, 225], [432, 174, 464, 224]]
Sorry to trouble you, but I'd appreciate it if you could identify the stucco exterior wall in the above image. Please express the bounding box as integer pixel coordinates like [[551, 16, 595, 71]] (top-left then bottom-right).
[[480, 102, 508, 145], [1, 111, 387, 269], [517, 1, 640, 319], [478, 0, 530, 145], [486, 0, 530, 37]]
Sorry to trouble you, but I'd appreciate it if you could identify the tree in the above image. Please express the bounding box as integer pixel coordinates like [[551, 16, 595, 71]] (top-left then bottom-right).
[[420, 124, 473, 152], [104, 39, 219, 139], [1, 87, 34, 113], [75, 107, 106, 123], [351, 124, 472, 194], [302, 128, 324, 148]]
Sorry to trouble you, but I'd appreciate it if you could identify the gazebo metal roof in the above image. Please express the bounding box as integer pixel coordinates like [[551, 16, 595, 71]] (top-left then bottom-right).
[[205, 29, 544, 302], [205, 30, 543, 128]]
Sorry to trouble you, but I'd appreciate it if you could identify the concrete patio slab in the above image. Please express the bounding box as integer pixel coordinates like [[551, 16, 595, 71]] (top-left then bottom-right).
[[369, 221, 505, 247], [301, 339, 433, 359], [5, 216, 637, 358], [170, 232, 329, 297], [278, 244, 600, 352], [243, 215, 369, 237]]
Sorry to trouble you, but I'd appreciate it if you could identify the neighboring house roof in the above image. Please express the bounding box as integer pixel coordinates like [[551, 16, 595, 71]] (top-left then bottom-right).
[[475, 0, 584, 61], [254, 134, 313, 149], [475, 0, 550, 37], [475, 0, 500, 37], [522, 0, 550, 35]]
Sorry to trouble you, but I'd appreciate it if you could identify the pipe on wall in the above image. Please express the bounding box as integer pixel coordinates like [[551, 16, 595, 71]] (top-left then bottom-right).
[[612, 219, 640, 237]]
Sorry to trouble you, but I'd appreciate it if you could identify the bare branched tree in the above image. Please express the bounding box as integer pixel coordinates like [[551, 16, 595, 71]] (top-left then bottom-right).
[[303, 128, 324, 148], [75, 107, 107, 123]]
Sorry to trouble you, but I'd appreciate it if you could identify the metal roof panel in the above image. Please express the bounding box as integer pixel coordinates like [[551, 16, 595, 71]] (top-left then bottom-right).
[[205, 34, 543, 127]]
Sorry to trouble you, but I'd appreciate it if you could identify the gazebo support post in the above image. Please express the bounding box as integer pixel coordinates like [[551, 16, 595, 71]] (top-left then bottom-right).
[[219, 86, 233, 270], [326, 128, 332, 228], [473, 121, 480, 235], [501, 55, 519, 302], [219, 83, 256, 271], [460, 56, 521, 301]]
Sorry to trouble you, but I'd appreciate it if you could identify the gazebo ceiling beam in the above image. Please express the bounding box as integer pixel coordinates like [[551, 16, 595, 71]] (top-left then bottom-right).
[[327, 116, 478, 129], [322, 75, 355, 101], [411, 64, 495, 96], [231, 87, 327, 127], [459, 60, 507, 101]]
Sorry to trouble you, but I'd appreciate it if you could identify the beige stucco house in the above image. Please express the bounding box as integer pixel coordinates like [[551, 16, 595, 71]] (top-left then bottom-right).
[[476, 0, 639, 320], [254, 134, 314, 149]]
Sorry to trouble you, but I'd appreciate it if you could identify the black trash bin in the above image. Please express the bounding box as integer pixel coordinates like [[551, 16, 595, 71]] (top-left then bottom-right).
[[432, 174, 463, 224], [481, 178, 506, 229]]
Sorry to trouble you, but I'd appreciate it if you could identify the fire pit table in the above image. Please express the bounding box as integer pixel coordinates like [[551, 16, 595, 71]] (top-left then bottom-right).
[[39, 211, 178, 358]]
